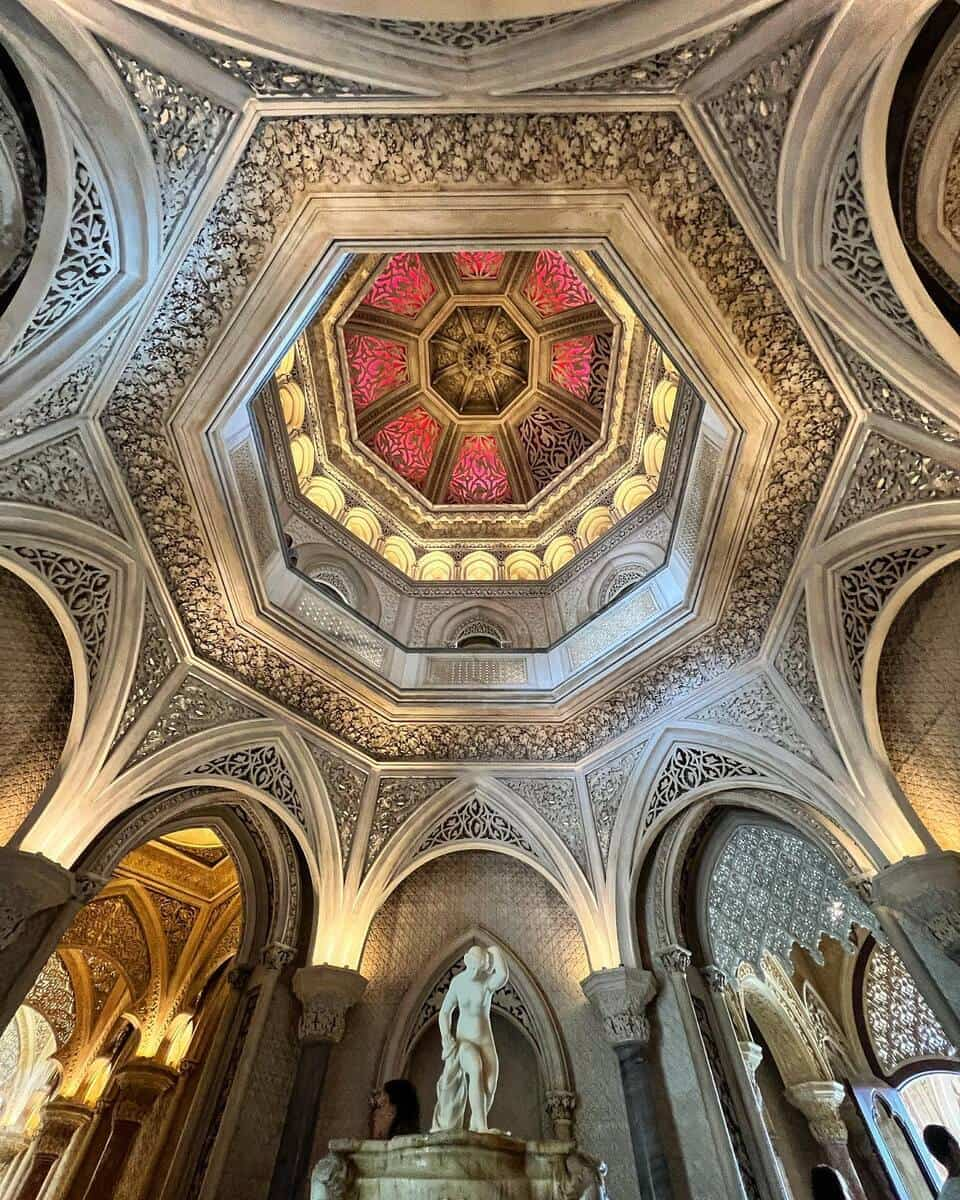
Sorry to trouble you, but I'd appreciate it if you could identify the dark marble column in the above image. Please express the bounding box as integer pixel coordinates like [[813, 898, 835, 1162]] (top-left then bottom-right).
[[267, 964, 366, 1200], [581, 965, 668, 1200]]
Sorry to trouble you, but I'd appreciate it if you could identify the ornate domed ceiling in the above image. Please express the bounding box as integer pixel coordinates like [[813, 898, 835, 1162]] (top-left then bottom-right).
[[262, 247, 681, 584]]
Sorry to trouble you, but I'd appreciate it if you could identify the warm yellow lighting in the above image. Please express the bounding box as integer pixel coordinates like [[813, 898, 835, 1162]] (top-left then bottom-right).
[[164, 1014, 195, 1070], [344, 507, 383, 548], [289, 433, 316, 483], [461, 551, 499, 582], [417, 550, 456, 582], [279, 380, 306, 431], [614, 475, 656, 515], [381, 535, 417, 575], [577, 507, 614, 545], [504, 551, 541, 582], [164, 827, 222, 851], [543, 536, 577, 576], [276, 345, 297, 378], [642, 430, 667, 475], [302, 475, 346, 519], [82, 1057, 112, 1105], [651, 380, 676, 430]]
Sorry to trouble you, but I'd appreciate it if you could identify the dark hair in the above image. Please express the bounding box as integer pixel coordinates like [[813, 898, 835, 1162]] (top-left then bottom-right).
[[383, 1078, 420, 1137], [810, 1165, 848, 1199], [924, 1124, 960, 1165]]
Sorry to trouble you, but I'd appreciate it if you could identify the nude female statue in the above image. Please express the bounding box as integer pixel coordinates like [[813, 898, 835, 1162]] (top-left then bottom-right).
[[431, 945, 508, 1134]]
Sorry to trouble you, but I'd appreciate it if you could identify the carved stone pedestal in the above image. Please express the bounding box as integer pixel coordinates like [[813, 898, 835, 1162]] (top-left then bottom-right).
[[311, 1131, 606, 1200]]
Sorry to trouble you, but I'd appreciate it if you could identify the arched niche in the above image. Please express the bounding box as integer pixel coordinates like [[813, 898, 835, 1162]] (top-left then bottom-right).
[[0, 562, 74, 844], [377, 928, 574, 1139], [875, 557, 960, 851]]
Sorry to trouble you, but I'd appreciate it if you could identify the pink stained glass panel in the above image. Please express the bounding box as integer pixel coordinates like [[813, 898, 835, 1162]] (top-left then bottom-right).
[[446, 435, 513, 504], [369, 406, 441, 487], [361, 253, 436, 317], [345, 333, 407, 411], [454, 250, 506, 280], [550, 335, 595, 400], [522, 250, 594, 316]]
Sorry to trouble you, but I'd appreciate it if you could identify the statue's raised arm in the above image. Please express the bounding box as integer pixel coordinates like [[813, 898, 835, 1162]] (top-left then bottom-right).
[[485, 945, 508, 993]]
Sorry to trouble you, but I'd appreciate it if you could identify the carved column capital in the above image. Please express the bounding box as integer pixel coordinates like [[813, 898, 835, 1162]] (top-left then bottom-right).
[[581, 967, 657, 1047], [293, 964, 367, 1045], [544, 1089, 576, 1140], [33, 1100, 92, 1156], [260, 941, 298, 971], [785, 1081, 848, 1145], [227, 963, 254, 991], [871, 851, 960, 963], [0, 1128, 26, 1165], [702, 964, 728, 994], [658, 944, 692, 975], [71, 872, 110, 905], [108, 1062, 178, 1125], [739, 1040, 763, 1078]]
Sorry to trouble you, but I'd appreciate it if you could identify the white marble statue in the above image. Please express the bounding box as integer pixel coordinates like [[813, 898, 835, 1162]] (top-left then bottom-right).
[[431, 945, 508, 1133]]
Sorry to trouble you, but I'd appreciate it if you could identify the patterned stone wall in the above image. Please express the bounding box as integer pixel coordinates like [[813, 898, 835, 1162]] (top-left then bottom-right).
[[877, 559, 960, 850], [0, 566, 73, 842], [316, 851, 638, 1199]]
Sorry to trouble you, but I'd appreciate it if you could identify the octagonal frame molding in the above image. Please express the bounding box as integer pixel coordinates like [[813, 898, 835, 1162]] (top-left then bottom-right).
[[171, 186, 772, 717]]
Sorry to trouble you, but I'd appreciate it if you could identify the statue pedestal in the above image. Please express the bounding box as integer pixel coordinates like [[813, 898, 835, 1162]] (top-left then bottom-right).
[[312, 1130, 606, 1199]]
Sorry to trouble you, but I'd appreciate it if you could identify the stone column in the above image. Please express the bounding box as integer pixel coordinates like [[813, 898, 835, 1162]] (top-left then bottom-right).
[[581, 965, 668, 1200], [26, 1101, 91, 1200], [544, 1090, 576, 1141], [0, 850, 104, 1036], [267, 964, 367, 1200], [785, 1081, 868, 1200], [868, 851, 960, 1046], [77, 1062, 177, 1200], [0, 1133, 27, 1198]]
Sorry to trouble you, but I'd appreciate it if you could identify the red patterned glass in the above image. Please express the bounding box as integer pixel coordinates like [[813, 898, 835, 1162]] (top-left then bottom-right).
[[454, 250, 506, 280], [368, 406, 441, 487], [361, 253, 436, 317], [550, 335, 595, 400], [522, 250, 593, 316], [446, 435, 513, 504], [345, 333, 407, 411]]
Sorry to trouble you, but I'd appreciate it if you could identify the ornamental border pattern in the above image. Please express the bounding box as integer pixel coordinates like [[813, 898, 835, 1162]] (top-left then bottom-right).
[[100, 111, 848, 762]]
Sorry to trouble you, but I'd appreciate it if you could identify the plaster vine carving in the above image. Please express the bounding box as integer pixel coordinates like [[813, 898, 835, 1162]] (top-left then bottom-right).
[[646, 745, 764, 830], [410, 959, 535, 1053], [307, 743, 366, 862], [691, 995, 764, 1200], [2, 149, 116, 364], [494, 777, 587, 871], [24, 952, 76, 1049], [839, 545, 943, 686], [0, 432, 121, 535], [113, 597, 178, 743], [177, 31, 405, 98], [862, 941, 956, 1075], [829, 134, 929, 351], [417, 796, 536, 857], [4, 545, 111, 681], [101, 113, 846, 761], [831, 431, 960, 534], [60, 894, 151, 994], [131, 676, 260, 764], [705, 34, 819, 232], [193, 744, 306, 826], [365, 776, 454, 868], [899, 31, 960, 306], [705, 824, 880, 982], [0, 328, 118, 446], [149, 889, 200, 965], [691, 677, 813, 762], [534, 21, 743, 93], [0, 78, 44, 301], [105, 48, 231, 241], [833, 338, 960, 444], [343, 12, 585, 52], [774, 598, 831, 737], [586, 745, 644, 867]]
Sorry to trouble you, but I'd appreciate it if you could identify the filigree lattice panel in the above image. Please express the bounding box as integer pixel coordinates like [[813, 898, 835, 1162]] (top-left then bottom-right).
[[647, 745, 762, 830], [194, 745, 306, 826], [586, 745, 644, 868], [775, 598, 832, 737], [132, 676, 260, 764], [834, 339, 960, 444], [308, 743, 367, 862], [0, 433, 121, 535], [113, 597, 177, 743], [876, 560, 960, 850], [706, 823, 879, 981], [863, 941, 956, 1076], [24, 952, 75, 1049], [365, 776, 454, 869], [0, 568, 73, 842], [417, 795, 535, 856]]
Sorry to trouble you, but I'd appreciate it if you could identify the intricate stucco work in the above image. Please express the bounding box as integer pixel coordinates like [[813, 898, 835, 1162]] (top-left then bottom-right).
[[132, 677, 260, 764], [586, 745, 644, 867], [0, 434, 121, 536], [101, 111, 847, 761], [691, 677, 813, 763], [862, 941, 956, 1076], [113, 598, 177, 744], [495, 777, 586, 873], [706, 824, 879, 982], [775, 598, 831, 736], [365, 777, 454, 867]]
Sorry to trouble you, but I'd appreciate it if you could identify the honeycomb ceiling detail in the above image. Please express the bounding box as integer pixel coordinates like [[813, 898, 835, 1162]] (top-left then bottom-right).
[[267, 246, 680, 583]]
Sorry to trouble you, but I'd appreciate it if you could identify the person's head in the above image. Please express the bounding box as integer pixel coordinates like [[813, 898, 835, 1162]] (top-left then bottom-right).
[[924, 1124, 960, 1176], [369, 1078, 420, 1139], [463, 946, 486, 980], [810, 1165, 850, 1199]]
